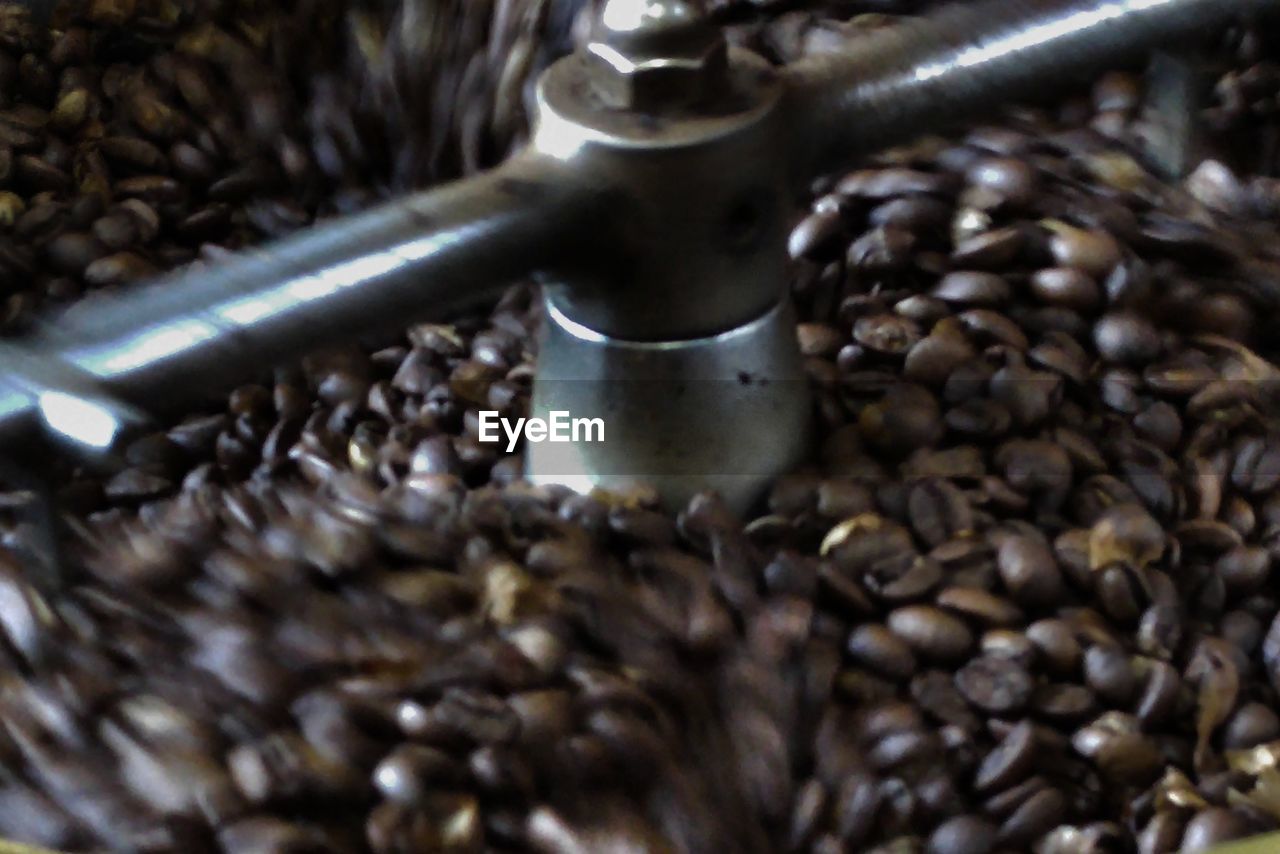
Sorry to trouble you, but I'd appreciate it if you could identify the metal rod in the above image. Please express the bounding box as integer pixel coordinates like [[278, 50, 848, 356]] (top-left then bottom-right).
[[0, 154, 596, 454], [784, 0, 1277, 182]]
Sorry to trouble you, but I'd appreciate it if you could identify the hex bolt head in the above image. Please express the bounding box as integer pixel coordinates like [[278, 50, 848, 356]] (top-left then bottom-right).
[[585, 0, 729, 112]]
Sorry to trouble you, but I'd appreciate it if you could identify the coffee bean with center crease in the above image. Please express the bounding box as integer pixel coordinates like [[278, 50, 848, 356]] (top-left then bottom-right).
[[956, 656, 1034, 715], [974, 720, 1038, 793]]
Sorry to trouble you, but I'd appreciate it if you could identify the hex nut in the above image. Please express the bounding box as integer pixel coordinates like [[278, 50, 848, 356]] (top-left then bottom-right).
[[585, 0, 728, 111]]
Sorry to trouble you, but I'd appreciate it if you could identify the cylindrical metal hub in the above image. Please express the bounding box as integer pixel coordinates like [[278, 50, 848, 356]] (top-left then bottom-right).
[[526, 19, 809, 513], [529, 298, 810, 512]]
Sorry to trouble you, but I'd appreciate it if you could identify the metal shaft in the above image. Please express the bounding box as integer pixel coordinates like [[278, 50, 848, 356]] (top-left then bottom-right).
[[0, 154, 595, 453], [785, 0, 1276, 182]]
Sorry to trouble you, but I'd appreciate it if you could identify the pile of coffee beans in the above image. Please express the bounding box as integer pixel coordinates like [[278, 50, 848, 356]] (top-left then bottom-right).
[[2, 1, 1280, 853], [0, 0, 582, 332]]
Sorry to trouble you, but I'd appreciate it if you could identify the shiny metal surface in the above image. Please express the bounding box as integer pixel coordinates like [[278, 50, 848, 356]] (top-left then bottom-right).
[[586, 0, 729, 111], [0, 342, 151, 458], [0, 154, 597, 458], [528, 295, 810, 514], [532, 45, 787, 341], [1140, 49, 1219, 179], [784, 0, 1277, 182]]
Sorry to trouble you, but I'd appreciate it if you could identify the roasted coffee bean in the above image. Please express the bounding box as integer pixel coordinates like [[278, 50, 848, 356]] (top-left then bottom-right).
[[853, 314, 921, 356], [847, 623, 917, 681], [997, 787, 1068, 847], [1024, 619, 1082, 675], [996, 534, 1065, 608], [1222, 702, 1280, 749], [887, 606, 974, 663], [951, 225, 1023, 268], [933, 271, 1011, 306], [927, 814, 998, 854], [913, 670, 981, 732], [936, 587, 1023, 627], [1048, 224, 1122, 276], [1031, 267, 1102, 310], [1094, 312, 1162, 365], [1136, 660, 1182, 728], [967, 157, 1038, 207], [1082, 645, 1138, 706], [1032, 682, 1097, 723], [974, 720, 1037, 793], [372, 744, 463, 805], [956, 656, 1034, 715], [1180, 808, 1254, 852]]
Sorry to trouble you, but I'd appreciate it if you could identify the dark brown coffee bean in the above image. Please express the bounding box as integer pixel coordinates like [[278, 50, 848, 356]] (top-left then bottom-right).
[[1094, 565, 1145, 625], [1222, 702, 1280, 749], [1032, 682, 1096, 723], [1217, 546, 1271, 594], [997, 534, 1065, 608], [792, 207, 845, 262], [44, 230, 106, 274], [980, 774, 1049, 820], [967, 157, 1037, 207], [1048, 224, 1121, 276], [951, 226, 1023, 269], [995, 439, 1073, 510], [1180, 808, 1254, 853], [997, 787, 1068, 848], [936, 587, 1023, 627], [848, 225, 916, 271], [847, 624, 917, 681], [853, 314, 921, 356], [98, 136, 168, 173], [834, 772, 882, 846], [1094, 312, 1162, 364], [813, 480, 874, 522], [957, 309, 1029, 350], [912, 671, 981, 732], [869, 728, 940, 771], [1031, 267, 1100, 310], [796, 323, 843, 357], [837, 167, 958, 199], [84, 252, 158, 287], [887, 606, 974, 663], [896, 294, 951, 324], [1136, 660, 1182, 728], [15, 154, 69, 192], [1136, 603, 1182, 659], [974, 720, 1037, 792], [1089, 503, 1165, 571], [956, 656, 1034, 715], [927, 814, 998, 854], [1082, 645, 1137, 706], [1139, 813, 1187, 854], [905, 335, 976, 387], [372, 744, 464, 805], [980, 629, 1037, 668], [788, 778, 829, 851], [932, 271, 1011, 306], [1024, 619, 1081, 675], [908, 479, 974, 547]]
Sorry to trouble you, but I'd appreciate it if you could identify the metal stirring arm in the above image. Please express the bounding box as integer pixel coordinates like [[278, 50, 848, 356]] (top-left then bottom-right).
[[0, 0, 1273, 502], [785, 0, 1276, 180], [0, 153, 598, 453]]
